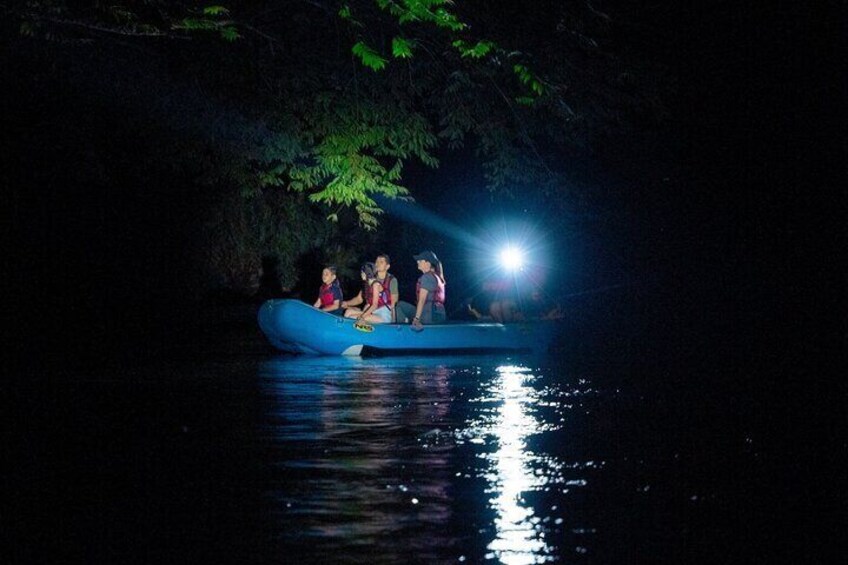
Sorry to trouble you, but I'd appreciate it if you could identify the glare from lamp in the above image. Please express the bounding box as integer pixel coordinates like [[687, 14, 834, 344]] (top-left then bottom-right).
[[499, 247, 524, 271]]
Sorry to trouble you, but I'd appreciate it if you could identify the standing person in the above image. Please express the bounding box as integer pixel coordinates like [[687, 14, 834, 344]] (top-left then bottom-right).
[[374, 253, 399, 322], [344, 262, 392, 324], [396, 250, 446, 330], [313, 265, 343, 315]]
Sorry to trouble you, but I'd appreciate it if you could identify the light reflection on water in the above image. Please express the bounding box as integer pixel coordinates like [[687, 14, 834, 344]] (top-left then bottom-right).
[[477, 365, 559, 564], [259, 356, 582, 563]]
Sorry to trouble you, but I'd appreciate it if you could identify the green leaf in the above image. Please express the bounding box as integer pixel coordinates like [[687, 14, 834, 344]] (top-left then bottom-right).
[[391, 36, 414, 59], [513, 64, 545, 95], [203, 6, 230, 16], [337, 4, 364, 27], [352, 41, 387, 71], [515, 96, 535, 106], [454, 39, 494, 58], [177, 18, 218, 31], [473, 41, 494, 57], [514, 64, 532, 84], [397, 12, 419, 24], [530, 79, 544, 95], [220, 26, 240, 41], [433, 8, 465, 31]]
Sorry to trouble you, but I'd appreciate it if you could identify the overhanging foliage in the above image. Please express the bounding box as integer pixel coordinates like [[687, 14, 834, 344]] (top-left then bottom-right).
[[5, 0, 670, 228]]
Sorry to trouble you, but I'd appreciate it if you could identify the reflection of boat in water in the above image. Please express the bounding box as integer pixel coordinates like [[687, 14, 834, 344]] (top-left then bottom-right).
[[260, 357, 455, 559], [258, 299, 558, 356]]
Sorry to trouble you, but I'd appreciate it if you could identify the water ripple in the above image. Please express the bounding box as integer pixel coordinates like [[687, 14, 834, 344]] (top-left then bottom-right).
[[258, 356, 588, 563]]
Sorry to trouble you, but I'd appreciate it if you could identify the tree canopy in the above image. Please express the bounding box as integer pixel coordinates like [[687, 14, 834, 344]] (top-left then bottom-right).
[[5, 0, 669, 228]]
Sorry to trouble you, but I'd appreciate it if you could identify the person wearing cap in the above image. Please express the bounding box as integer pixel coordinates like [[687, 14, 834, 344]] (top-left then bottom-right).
[[396, 250, 446, 330]]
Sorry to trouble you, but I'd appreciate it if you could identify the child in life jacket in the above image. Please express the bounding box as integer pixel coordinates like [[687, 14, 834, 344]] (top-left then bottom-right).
[[313, 265, 344, 315]]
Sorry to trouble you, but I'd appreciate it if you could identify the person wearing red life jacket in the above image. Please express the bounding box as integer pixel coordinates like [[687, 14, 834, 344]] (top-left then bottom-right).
[[343, 262, 392, 324], [374, 253, 399, 322], [396, 250, 446, 330], [312, 265, 343, 315]]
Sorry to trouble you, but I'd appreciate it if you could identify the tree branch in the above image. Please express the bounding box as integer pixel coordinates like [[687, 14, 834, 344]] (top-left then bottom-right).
[[487, 76, 557, 178], [30, 16, 188, 39]]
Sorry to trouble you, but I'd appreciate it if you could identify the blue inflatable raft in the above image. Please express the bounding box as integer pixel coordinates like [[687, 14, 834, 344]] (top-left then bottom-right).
[[258, 299, 558, 356]]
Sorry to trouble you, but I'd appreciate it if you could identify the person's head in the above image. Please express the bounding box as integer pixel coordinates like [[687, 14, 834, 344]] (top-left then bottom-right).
[[413, 250, 438, 273], [360, 262, 376, 281], [321, 265, 337, 285], [375, 253, 391, 274]]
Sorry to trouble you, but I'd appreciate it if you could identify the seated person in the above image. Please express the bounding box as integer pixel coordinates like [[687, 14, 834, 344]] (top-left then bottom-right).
[[468, 277, 518, 323], [374, 253, 399, 322], [469, 289, 562, 322], [395, 250, 446, 330], [343, 263, 392, 324], [312, 265, 343, 315], [520, 290, 564, 320], [461, 299, 490, 321], [489, 298, 521, 323], [340, 264, 367, 313]]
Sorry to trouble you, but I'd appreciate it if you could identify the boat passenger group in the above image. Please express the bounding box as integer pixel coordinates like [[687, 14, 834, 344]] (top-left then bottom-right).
[[314, 249, 562, 331], [313, 250, 443, 331]]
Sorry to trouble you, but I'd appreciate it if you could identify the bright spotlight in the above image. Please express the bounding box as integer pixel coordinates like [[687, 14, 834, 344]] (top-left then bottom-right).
[[499, 247, 524, 271]]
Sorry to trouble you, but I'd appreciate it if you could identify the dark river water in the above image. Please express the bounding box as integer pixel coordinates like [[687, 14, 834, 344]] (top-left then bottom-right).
[[6, 295, 838, 564]]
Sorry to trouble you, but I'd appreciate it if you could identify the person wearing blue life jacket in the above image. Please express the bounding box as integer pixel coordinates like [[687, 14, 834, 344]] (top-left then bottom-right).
[[396, 250, 446, 330], [313, 265, 343, 315], [343, 262, 392, 324]]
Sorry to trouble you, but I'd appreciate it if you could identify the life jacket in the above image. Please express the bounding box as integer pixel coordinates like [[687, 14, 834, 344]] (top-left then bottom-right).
[[416, 271, 445, 305], [319, 280, 341, 307], [366, 274, 394, 309]]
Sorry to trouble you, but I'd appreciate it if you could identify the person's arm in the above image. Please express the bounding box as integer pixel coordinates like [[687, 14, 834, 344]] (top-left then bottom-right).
[[342, 292, 363, 309], [412, 288, 429, 328], [313, 297, 322, 308], [358, 284, 381, 320], [390, 279, 399, 323]]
